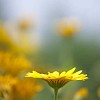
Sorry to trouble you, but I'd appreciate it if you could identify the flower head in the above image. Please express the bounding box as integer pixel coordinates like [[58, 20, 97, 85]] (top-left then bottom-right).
[[73, 87, 88, 100], [17, 18, 33, 31], [75, 87, 88, 97], [56, 18, 81, 37], [12, 79, 42, 100], [26, 67, 88, 89], [0, 75, 42, 100]]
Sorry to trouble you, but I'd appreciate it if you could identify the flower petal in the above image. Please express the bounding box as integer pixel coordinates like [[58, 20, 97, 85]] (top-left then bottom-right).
[[66, 67, 76, 75]]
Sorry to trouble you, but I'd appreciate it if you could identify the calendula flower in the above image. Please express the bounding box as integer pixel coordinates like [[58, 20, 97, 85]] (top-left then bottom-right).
[[73, 87, 88, 100], [25, 67, 88, 100]]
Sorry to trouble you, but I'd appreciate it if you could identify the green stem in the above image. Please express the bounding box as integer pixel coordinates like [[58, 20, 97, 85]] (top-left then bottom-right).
[[54, 88, 58, 100]]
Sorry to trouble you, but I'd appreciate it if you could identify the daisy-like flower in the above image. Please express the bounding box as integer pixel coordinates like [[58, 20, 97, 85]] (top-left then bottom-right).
[[25, 67, 88, 100]]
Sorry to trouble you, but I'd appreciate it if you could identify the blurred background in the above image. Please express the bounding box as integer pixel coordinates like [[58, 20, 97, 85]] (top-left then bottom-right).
[[0, 0, 100, 100]]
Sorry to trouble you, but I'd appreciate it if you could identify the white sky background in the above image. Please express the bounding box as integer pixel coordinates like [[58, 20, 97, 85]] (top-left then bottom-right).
[[0, 0, 100, 40]]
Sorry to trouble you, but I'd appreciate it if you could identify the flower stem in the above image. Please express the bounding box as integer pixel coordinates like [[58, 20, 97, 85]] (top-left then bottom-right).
[[54, 88, 58, 100]]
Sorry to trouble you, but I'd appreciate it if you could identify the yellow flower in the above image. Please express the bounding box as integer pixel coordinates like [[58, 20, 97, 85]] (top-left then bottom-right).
[[0, 75, 17, 85], [26, 67, 88, 100], [73, 87, 88, 100], [26, 67, 88, 89], [56, 18, 81, 37], [18, 18, 33, 31], [75, 88, 88, 97], [0, 51, 32, 75], [0, 75, 17, 100], [0, 74, 42, 100], [12, 79, 42, 100]]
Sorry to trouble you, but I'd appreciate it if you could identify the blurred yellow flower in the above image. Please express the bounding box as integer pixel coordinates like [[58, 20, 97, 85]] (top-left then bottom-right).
[[18, 18, 33, 31], [0, 75, 17, 85], [16, 18, 40, 54], [0, 75, 42, 100], [75, 87, 88, 97], [0, 51, 32, 75], [0, 75, 17, 100], [12, 79, 42, 100], [56, 18, 81, 37], [0, 21, 39, 54], [73, 87, 88, 100]]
